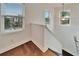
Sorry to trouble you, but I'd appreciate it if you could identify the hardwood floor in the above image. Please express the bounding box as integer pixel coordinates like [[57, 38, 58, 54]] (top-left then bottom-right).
[[0, 41, 57, 56]]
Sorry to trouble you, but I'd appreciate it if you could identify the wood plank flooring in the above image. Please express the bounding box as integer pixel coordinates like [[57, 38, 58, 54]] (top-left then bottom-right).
[[0, 41, 57, 56]]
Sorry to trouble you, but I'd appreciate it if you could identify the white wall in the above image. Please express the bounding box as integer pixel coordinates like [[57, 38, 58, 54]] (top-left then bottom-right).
[[0, 4, 32, 54], [25, 3, 79, 55], [25, 3, 55, 44], [25, 3, 62, 54], [44, 26, 62, 54], [25, 3, 54, 50], [0, 3, 60, 54], [54, 4, 79, 55], [25, 4, 54, 26], [1, 3, 77, 55], [31, 24, 45, 51]]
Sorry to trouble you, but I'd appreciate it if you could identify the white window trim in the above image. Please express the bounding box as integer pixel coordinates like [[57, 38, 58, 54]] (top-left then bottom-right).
[[59, 10, 71, 26], [1, 3, 25, 34]]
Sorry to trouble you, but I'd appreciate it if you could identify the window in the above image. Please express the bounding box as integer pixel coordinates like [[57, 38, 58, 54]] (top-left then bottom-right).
[[1, 3, 24, 33], [4, 15, 23, 30], [59, 10, 70, 26], [44, 9, 50, 24]]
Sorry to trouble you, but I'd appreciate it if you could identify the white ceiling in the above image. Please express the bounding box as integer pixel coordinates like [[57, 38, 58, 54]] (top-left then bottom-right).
[[25, 3, 71, 7]]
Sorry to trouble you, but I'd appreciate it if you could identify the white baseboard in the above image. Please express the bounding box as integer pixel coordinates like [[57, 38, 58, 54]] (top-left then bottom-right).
[[0, 38, 48, 54], [0, 38, 31, 54], [63, 48, 75, 56], [31, 40, 48, 53]]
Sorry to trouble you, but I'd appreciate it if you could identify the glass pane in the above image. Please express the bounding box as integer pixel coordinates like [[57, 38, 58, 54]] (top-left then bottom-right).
[[61, 11, 70, 17], [4, 16, 11, 29], [3, 3, 22, 16], [44, 10, 50, 24], [60, 18, 70, 24], [4, 16, 23, 30], [60, 10, 70, 25]]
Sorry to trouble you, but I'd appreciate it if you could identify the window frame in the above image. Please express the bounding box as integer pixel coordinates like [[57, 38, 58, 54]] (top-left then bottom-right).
[[44, 9, 50, 24], [1, 3, 25, 34], [59, 10, 71, 26]]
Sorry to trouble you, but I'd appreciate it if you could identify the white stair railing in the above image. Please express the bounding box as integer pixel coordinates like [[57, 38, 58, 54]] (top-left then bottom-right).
[[74, 35, 79, 55]]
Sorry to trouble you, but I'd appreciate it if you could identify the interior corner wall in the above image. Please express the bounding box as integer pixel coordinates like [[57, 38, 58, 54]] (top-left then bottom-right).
[[1, 3, 77, 55], [0, 3, 55, 54], [25, 3, 55, 51]]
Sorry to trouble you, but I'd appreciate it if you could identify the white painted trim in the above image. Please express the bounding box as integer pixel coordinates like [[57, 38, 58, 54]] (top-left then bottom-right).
[[63, 48, 76, 56], [0, 37, 61, 54], [0, 38, 48, 54], [59, 10, 71, 26], [31, 39, 48, 52], [1, 3, 25, 34], [0, 38, 31, 54], [3, 28, 24, 34], [30, 23, 62, 53]]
